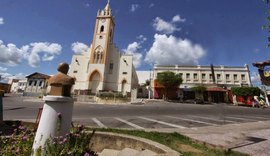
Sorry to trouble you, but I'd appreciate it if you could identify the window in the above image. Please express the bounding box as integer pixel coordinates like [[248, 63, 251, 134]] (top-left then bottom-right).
[[217, 74, 221, 80], [109, 63, 113, 74], [110, 63, 113, 70], [73, 70, 78, 73], [179, 73, 183, 78], [33, 81, 37, 86], [241, 74, 245, 80], [234, 74, 238, 80], [99, 35, 103, 39], [39, 81, 43, 86], [29, 80, 33, 86], [100, 25, 104, 33], [226, 74, 230, 80], [194, 73, 198, 79], [186, 73, 190, 79], [202, 73, 206, 79], [122, 72, 127, 75]]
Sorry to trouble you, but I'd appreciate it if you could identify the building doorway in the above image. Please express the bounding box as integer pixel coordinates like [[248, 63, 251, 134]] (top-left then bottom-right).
[[121, 80, 127, 95], [89, 71, 101, 94]]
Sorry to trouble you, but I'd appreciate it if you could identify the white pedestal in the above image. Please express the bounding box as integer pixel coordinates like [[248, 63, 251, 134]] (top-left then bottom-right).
[[32, 96, 74, 155]]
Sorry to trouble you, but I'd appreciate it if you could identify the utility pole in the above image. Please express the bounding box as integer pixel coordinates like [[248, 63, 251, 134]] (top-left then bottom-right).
[[261, 85, 270, 106], [148, 69, 152, 99]]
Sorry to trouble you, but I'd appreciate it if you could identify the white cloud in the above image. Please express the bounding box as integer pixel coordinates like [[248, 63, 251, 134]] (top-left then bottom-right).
[[254, 48, 260, 53], [137, 35, 147, 42], [153, 17, 181, 34], [71, 42, 89, 54], [27, 42, 62, 67], [153, 15, 186, 34], [0, 40, 62, 68], [0, 40, 28, 66], [149, 3, 154, 8], [130, 4, 139, 12], [0, 72, 25, 82], [0, 66, 7, 72], [85, 3, 90, 7], [172, 15, 186, 23], [0, 17, 4, 25], [123, 42, 143, 68], [28, 52, 40, 68], [145, 34, 206, 66]]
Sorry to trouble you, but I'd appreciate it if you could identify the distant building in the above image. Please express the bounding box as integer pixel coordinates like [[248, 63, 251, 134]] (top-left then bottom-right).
[[69, 1, 138, 95], [24, 72, 50, 96], [0, 82, 11, 93], [9, 79, 27, 93], [9, 79, 19, 93], [151, 64, 252, 103]]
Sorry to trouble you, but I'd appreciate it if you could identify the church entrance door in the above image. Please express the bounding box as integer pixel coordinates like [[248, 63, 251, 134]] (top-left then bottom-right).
[[90, 71, 101, 94], [121, 80, 127, 95]]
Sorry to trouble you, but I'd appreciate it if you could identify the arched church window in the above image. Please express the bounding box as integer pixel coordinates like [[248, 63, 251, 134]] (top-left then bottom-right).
[[97, 51, 100, 60], [100, 25, 104, 33], [94, 51, 98, 64], [99, 52, 103, 63]]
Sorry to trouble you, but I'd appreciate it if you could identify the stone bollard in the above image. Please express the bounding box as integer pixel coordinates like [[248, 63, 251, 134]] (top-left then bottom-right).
[[32, 63, 75, 155]]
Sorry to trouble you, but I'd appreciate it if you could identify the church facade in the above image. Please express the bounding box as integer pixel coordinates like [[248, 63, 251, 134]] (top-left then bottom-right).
[[68, 2, 138, 95]]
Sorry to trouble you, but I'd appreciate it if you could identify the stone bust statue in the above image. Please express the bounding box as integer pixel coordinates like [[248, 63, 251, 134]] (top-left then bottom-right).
[[48, 63, 75, 97]]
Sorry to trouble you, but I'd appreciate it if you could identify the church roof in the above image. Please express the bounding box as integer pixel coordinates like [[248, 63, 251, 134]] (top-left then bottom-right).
[[26, 72, 51, 79]]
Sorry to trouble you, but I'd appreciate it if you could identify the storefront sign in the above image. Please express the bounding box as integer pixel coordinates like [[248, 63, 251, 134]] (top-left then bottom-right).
[[264, 67, 270, 77]]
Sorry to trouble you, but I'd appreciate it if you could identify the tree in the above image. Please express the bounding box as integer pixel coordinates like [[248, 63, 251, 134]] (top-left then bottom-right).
[[144, 79, 150, 87], [231, 87, 262, 97], [156, 71, 183, 99], [191, 85, 207, 104]]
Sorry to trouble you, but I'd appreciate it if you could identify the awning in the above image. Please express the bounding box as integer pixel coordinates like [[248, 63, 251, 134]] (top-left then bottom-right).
[[207, 87, 227, 92]]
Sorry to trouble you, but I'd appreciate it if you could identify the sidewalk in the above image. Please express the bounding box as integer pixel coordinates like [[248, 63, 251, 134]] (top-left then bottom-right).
[[174, 121, 270, 156]]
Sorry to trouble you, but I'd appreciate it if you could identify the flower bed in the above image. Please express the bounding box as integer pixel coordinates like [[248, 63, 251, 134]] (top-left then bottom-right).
[[0, 122, 98, 156]]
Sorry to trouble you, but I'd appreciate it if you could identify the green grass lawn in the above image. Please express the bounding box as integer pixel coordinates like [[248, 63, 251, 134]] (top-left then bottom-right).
[[90, 128, 248, 156], [1, 121, 248, 156]]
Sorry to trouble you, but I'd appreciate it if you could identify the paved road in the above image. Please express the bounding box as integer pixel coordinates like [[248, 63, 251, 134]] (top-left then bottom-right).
[[3, 94, 270, 130]]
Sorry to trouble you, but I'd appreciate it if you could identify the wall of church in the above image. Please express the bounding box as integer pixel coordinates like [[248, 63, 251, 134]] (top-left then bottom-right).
[[103, 44, 121, 91], [118, 55, 133, 93], [69, 51, 91, 91]]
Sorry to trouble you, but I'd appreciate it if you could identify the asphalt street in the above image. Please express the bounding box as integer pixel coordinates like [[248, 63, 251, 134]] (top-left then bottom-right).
[[3, 94, 270, 130]]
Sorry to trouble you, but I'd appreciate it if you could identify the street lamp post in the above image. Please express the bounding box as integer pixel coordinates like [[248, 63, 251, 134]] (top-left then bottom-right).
[[148, 69, 151, 99]]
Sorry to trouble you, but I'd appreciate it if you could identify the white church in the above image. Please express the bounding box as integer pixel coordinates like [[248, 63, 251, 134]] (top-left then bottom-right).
[[68, 1, 139, 95]]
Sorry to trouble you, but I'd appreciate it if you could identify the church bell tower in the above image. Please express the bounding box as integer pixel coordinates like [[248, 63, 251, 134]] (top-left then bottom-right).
[[89, 0, 115, 65]]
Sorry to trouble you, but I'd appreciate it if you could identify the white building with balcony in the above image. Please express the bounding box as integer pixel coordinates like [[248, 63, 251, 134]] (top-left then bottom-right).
[[152, 64, 252, 102]]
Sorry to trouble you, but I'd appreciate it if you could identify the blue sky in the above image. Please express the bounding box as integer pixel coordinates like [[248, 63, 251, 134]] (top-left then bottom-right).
[[0, 0, 269, 85]]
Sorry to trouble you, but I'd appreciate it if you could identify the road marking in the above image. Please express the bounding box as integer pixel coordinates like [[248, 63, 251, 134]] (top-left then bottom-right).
[[115, 117, 145, 130], [235, 115, 270, 120], [166, 116, 218, 126], [225, 116, 257, 121], [92, 118, 107, 128], [138, 117, 186, 129], [189, 115, 237, 123]]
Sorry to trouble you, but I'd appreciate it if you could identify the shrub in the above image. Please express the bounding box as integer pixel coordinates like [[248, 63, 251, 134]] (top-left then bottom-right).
[[97, 92, 127, 99], [231, 87, 262, 96]]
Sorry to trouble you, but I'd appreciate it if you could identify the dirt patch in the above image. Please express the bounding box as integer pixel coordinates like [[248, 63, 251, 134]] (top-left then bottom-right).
[[175, 142, 203, 154]]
